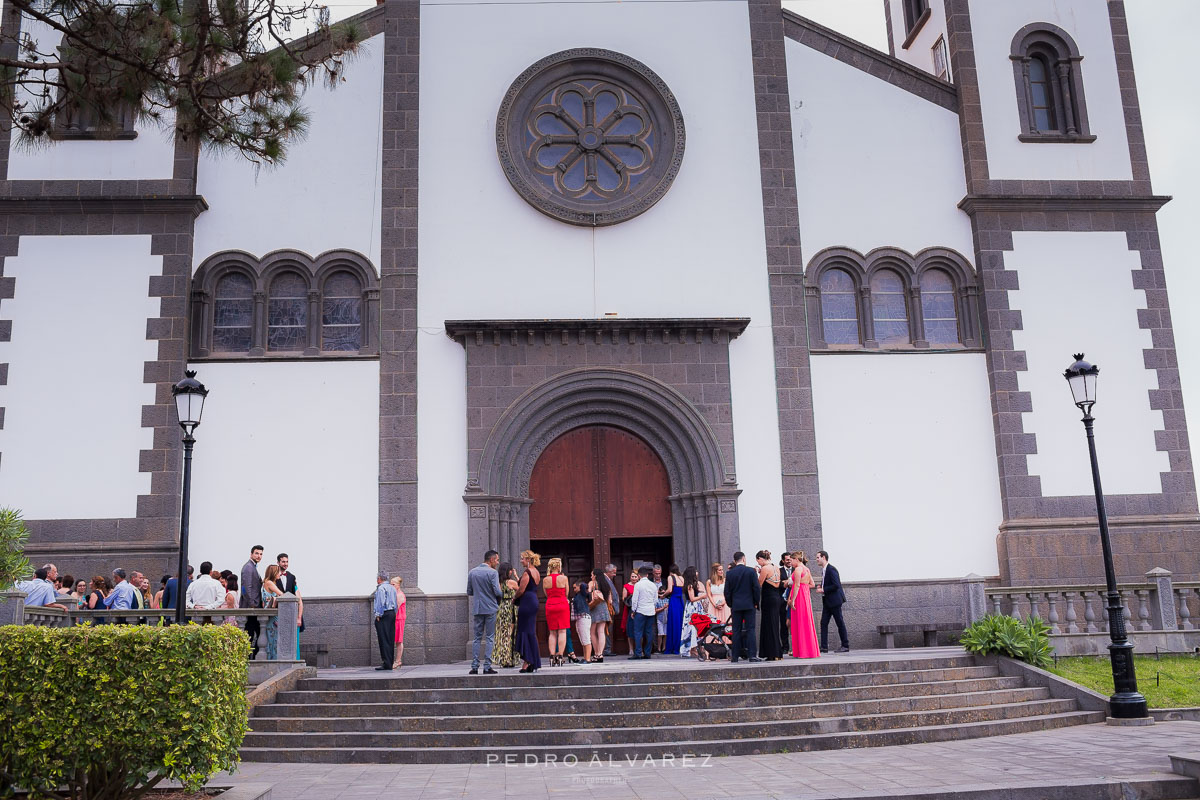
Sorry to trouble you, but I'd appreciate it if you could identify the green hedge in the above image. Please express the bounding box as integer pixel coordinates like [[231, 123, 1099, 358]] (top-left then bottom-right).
[[0, 623, 249, 800]]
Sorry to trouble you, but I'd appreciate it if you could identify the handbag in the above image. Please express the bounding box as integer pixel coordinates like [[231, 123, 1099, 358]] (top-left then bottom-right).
[[588, 591, 604, 610]]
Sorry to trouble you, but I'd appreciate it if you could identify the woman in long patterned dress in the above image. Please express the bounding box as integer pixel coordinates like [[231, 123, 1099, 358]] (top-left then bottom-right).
[[788, 551, 820, 659], [261, 564, 283, 660], [679, 566, 709, 657], [514, 550, 542, 673], [493, 564, 519, 668]]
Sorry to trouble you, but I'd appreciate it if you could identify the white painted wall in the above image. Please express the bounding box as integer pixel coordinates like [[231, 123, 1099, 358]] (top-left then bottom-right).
[[185, 361, 379, 598], [1008, 232, 1168, 496], [968, 0, 1133, 182], [811, 353, 1002, 580], [417, 0, 787, 592], [0, 236, 159, 518], [786, 37, 973, 259], [6, 18, 177, 181], [887, 0, 949, 76], [193, 33, 385, 269]]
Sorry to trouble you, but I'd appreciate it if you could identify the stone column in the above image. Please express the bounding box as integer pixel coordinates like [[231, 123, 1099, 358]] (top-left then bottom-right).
[[1145, 567, 1177, 631], [961, 574, 986, 624], [0, 589, 26, 626], [276, 594, 300, 662]]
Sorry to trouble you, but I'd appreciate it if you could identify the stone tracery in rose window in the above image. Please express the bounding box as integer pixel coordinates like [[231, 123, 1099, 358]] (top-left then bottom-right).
[[526, 80, 654, 200]]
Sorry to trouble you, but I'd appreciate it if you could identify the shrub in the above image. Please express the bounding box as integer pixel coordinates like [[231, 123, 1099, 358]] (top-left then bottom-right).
[[0, 623, 249, 799], [0, 508, 32, 590], [960, 614, 1053, 669]]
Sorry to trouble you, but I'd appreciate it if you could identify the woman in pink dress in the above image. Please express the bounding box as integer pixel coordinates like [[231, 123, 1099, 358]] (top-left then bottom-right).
[[788, 551, 820, 658], [390, 576, 408, 668]]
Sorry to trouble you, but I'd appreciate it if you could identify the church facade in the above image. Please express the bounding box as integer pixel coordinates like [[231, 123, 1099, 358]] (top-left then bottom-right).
[[0, 0, 1195, 665]]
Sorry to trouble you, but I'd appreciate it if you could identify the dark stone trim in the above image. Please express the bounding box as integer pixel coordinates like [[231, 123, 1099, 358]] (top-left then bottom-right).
[[782, 10, 957, 113], [377, 0, 420, 588], [943, 0, 987, 192], [1017, 134, 1097, 144], [1108, 1, 1152, 186], [445, 318, 750, 342], [749, 0, 822, 559], [883, 0, 897, 58], [0, 196, 208, 216], [1009, 23, 1092, 142], [190, 248, 380, 359], [900, 6, 931, 50], [958, 195, 1170, 214]]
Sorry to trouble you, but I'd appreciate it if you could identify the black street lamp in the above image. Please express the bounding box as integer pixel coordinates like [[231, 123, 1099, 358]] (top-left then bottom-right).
[[1063, 353, 1147, 719], [171, 370, 208, 626]]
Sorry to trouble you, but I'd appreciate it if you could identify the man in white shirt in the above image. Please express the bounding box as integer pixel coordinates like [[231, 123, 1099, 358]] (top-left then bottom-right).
[[627, 567, 658, 660], [185, 560, 226, 613]]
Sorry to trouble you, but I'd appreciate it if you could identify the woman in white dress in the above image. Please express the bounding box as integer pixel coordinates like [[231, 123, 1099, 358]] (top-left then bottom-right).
[[706, 562, 730, 625]]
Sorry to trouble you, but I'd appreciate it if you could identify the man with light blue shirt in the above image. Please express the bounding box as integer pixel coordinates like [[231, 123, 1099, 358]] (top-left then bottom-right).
[[372, 571, 398, 671], [17, 567, 65, 610], [628, 566, 658, 659], [103, 568, 137, 623]]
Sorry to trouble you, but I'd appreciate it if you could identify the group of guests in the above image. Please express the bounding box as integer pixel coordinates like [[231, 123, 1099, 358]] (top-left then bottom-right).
[[15, 546, 311, 663], [410, 547, 851, 676]]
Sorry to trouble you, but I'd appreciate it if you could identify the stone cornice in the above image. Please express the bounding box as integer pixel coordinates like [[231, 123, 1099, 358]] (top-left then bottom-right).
[[445, 318, 751, 345], [0, 195, 209, 216], [958, 194, 1171, 215]]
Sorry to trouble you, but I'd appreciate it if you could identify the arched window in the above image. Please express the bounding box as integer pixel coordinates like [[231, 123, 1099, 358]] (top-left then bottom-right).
[[819, 268, 859, 345], [212, 272, 253, 353], [322, 271, 363, 352], [870, 270, 910, 346], [920, 269, 959, 345], [267, 272, 309, 351], [1011, 25, 1093, 142]]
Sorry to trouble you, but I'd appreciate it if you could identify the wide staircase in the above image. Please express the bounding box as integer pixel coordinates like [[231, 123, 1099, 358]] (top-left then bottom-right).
[[241, 650, 1105, 764]]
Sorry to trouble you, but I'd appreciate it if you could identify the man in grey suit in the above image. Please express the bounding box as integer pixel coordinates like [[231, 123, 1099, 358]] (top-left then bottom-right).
[[466, 549, 503, 675]]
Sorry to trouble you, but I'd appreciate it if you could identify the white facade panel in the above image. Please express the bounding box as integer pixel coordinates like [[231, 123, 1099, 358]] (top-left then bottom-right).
[[0, 236, 159, 518], [784, 38, 974, 260], [417, 0, 787, 592], [811, 353, 1002, 581], [888, 0, 950, 78], [6, 19, 177, 181], [185, 360, 380, 598], [1007, 231, 1167, 496], [193, 33, 385, 269], [968, 0, 1133, 182]]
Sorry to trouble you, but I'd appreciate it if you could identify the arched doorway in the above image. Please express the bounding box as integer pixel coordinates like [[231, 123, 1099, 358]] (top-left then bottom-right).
[[528, 425, 674, 654]]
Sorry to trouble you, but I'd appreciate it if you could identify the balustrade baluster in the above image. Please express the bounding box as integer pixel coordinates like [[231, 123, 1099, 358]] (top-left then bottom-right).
[[1083, 591, 1099, 633], [1028, 592, 1042, 622], [1046, 592, 1060, 633], [991, 593, 1003, 617], [1179, 588, 1194, 631], [1135, 589, 1152, 631], [1120, 589, 1134, 633], [1009, 592, 1025, 620], [1063, 591, 1079, 634]]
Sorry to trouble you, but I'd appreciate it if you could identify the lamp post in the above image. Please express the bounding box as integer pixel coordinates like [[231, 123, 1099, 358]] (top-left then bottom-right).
[[171, 370, 208, 626], [1063, 353, 1147, 719]]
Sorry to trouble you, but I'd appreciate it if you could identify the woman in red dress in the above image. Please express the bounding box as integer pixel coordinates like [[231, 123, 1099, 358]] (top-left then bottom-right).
[[788, 551, 820, 659], [542, 558, 570, 666]]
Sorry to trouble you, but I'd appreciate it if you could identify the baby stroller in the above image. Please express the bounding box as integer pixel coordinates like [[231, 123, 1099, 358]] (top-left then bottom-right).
[[694, 614, 731, 661]]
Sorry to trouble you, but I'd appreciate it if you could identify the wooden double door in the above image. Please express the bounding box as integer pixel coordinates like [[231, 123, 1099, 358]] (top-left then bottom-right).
[[528, 425, 674, 655]]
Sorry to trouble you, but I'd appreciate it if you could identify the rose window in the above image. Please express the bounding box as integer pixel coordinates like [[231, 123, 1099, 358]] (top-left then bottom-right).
[[496, 49, 686, 227]]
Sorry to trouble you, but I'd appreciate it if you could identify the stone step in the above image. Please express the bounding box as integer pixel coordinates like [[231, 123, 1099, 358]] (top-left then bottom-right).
[[296, 653, 978, 692], [817, 776, 1200, 800], [242, 698, 1080, 749], [274, 665, 1002, 704], [253, 675, 1028, 718], [239, 710, 1106, 764], [1171, 753, 1200, 780], [248, 686, 1052, 732]]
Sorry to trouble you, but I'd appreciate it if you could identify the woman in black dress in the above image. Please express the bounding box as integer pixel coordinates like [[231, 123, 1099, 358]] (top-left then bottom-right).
[[756, 550, 783, 660], [514, 550, 542, 673]]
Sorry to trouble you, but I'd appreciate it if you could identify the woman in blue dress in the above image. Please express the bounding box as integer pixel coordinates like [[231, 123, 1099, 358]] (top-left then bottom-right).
[[514, 550, 542, 673], [665, 563, 685, 656]]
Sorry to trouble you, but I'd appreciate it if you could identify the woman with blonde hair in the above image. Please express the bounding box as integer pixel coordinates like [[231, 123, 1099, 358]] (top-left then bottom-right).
[[390, 575, 408, 668], [514, 550, 542, 673], [706, 563, 729, 624], [262, 564, 284, 660], [788, 551, 820, 658], [542, 558, 570, 666]]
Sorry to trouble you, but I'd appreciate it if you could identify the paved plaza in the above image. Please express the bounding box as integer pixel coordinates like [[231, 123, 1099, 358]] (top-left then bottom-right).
[[226, 648, 1200, 799]]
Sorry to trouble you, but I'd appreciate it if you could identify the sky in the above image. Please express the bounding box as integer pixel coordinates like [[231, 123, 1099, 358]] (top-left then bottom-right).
[[786, 0, 1200, 450]]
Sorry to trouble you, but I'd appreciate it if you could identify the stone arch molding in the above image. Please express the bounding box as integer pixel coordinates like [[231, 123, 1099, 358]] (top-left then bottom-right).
[[463, 368, 741, 573]]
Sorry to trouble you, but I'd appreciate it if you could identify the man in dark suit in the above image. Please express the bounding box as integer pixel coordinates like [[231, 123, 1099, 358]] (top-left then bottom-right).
[[815, 550, 849, 652], [724, 551, 762, 663], [276, 553, 303, 632]]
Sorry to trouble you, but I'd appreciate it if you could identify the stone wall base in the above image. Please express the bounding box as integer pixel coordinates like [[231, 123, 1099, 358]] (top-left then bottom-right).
[[1049, 629, 1200, 656], [297, 593, 470, 667], [998, 515, 1200, 585]]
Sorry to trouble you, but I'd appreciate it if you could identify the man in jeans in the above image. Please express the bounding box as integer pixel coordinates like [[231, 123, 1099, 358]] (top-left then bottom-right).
[[465, 549, 502, 675], [628, 566, 657, 659]]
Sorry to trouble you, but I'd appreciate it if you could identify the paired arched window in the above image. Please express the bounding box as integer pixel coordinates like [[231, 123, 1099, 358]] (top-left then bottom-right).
[[191, 249, 379, 359], [1010, 25, 1093, 143], [807, 247, 980, 351]]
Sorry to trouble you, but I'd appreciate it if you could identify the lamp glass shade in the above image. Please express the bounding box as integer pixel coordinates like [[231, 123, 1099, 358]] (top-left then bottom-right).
[[175, 389, 205, 428], [1067, 371, 1097, 407]]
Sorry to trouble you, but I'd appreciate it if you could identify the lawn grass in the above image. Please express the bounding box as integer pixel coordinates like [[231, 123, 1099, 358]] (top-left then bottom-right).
[[1048, 654, 1200, 708]]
